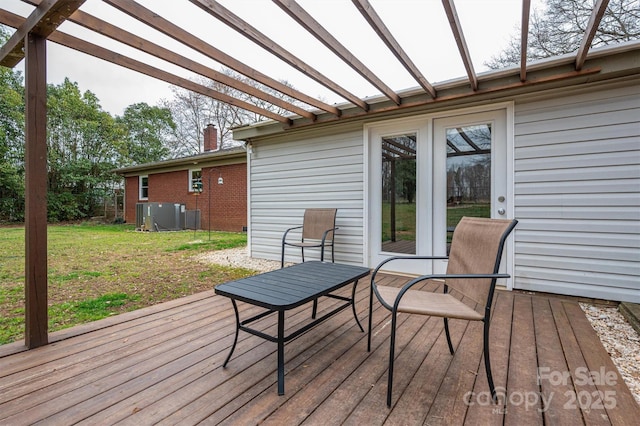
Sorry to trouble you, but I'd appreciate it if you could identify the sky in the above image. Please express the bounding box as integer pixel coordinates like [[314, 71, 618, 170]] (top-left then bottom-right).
[[3, 0, 542, 117]]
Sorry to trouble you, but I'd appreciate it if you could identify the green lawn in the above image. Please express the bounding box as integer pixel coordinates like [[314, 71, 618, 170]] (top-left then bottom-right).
[[0, 223, 250, 345], [381, 202, 491, 242]]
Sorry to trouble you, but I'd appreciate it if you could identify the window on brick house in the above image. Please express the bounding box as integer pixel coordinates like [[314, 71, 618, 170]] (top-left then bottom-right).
[[139, 175, 148, 200], [189, 169, 202, 192]]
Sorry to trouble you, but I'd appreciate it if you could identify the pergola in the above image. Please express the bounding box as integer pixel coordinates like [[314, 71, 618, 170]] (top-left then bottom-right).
[[0, 0, 610, 349]]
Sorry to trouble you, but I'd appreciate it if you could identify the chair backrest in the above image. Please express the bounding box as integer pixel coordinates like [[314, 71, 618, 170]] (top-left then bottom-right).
[[302, 208, 337, 240], [445, 217, 517, 306]]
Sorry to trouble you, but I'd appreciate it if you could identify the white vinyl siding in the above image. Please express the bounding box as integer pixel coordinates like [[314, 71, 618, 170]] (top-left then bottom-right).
[[513, 81, 640, 302], [244, 78, 639, 303], [249, 126, 365, 265]]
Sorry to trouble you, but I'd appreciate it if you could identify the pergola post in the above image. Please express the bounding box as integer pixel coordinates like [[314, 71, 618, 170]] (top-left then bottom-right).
[[0, 0, 86, 350], [24, 32, 48, 348]]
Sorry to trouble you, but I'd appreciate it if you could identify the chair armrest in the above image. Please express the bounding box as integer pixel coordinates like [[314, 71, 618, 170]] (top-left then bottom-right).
[[370, 255, 448, 283], [321, 227, 339, 243], [282, 225, 303, 245]]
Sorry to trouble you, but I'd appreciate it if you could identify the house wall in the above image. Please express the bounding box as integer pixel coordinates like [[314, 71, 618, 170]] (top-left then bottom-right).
[[123, 163, 247, 232], [512, 79, 640, 302], [248, 122, 365, 264], [246, 77, 639, 302]]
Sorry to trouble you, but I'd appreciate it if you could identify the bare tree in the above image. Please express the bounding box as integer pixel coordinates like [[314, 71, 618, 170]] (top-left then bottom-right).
[[163, 69, 303, 157], [161, 85, 217, 158], [486, 0, 639, 69]]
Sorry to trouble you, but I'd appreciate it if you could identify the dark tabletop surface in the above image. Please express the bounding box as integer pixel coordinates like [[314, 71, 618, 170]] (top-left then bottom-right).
[[214, 261, 370, 310]]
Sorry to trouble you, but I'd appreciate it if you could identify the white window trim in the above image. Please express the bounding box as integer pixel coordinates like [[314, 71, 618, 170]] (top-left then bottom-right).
[[189, 168, 202, 192], [139, 175, 149, 200]]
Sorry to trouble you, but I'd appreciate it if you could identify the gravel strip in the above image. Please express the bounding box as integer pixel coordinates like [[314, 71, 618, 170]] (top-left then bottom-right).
[[195, 248, 640, 404], [194, 247, 291, 273], [580, 303, 640, 404]]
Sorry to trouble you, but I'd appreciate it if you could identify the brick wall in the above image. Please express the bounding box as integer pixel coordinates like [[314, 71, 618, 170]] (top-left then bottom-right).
[[123, 163, 247, 232]]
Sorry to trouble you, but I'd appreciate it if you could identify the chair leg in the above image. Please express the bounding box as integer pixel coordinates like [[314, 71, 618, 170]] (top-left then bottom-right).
[[444, 318, 455, 355], [301, 247, 305, 263], [367, 285, 374, 352], [331, 242, 335, 263], [312, 298, 318, 319], [387, 310, 398, 407], [483, 320, 497, 402]]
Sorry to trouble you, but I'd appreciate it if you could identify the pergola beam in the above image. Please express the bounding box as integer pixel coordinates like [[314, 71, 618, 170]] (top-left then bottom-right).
[[441, 0, 478, 91], [352, 0, 436, 99], [187, 0, 369, 111], [273, 0, 401, 106], [0, 0, 85, 67]]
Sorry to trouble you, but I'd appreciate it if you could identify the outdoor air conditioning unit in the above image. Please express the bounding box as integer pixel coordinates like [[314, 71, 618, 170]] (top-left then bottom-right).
[[135, 202, 186, 231]]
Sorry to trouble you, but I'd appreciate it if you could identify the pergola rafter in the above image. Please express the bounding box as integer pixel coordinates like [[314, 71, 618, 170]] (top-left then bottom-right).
[[273, 0, 400, 106], [0, 9, 293, 124], [520, 0, 531, 82], [104, 0, 340, 117], [22, 0, 315, 121], [575, 0, 610, 70], [353, 0, 436, 99], [441, 0, 478, 91], [189, 0, 368, 111]]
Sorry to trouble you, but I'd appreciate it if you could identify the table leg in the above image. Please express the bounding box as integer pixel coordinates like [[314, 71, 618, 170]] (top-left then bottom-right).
[[223, 299, 240, 367], [277, 310, 285, 395]]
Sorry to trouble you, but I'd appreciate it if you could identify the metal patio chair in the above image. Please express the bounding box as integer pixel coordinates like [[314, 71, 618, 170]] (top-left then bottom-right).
[[368, 216, 518, 407], [281, 208, 338, 268]]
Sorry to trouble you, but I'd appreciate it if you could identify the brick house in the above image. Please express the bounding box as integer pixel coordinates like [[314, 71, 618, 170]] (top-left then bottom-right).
[[114, 125, 247, 233]]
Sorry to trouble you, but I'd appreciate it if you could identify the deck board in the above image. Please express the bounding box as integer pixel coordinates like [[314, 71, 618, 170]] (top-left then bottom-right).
[[1, 273, 638, 425], [532, 297, 583, 426], [505, 295, 542, 425]]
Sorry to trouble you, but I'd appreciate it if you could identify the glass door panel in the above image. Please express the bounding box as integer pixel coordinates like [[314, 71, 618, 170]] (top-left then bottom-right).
[[445, 124, 492, 251], [381, 134, 417, 254], [433, 109, 509, 278]]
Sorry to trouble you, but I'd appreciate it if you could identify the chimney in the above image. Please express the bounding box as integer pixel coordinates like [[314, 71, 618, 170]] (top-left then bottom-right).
[[203, 124, 219, 152]]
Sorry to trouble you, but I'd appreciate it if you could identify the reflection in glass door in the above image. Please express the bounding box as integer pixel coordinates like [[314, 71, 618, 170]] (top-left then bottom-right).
[[381, 134, 417, 254], [445, 124, 492, 251]]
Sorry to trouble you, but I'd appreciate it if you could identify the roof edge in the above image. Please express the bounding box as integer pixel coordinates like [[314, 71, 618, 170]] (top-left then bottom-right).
[[233, 41, 640, 141], [113, 147, 246, 175]]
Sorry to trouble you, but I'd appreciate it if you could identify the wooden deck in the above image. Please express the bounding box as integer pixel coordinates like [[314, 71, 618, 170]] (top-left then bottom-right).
[[1, 273, 638, 425]]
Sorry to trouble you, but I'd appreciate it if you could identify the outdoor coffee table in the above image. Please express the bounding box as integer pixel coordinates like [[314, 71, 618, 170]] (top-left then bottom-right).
[[214, 261, 370, 395]]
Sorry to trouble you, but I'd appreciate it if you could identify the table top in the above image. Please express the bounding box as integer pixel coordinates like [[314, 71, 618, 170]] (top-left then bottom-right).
[[214, 261, 370, 310]]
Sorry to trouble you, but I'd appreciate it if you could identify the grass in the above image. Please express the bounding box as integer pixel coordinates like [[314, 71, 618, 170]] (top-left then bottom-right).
[[0, 223, 251, 345], [381, 202, 491, 242], [48, 293, 141, 329]]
